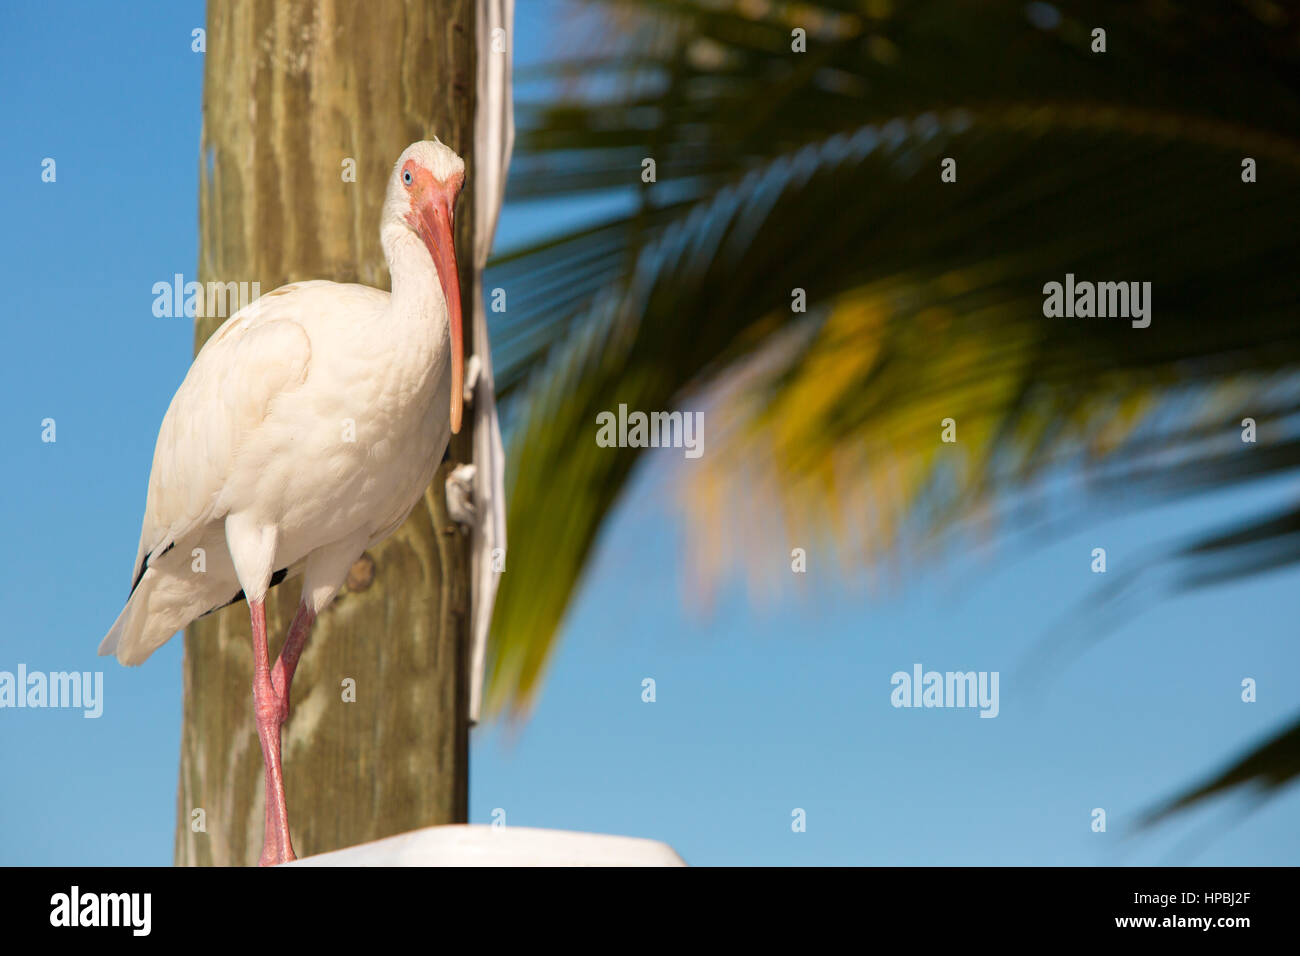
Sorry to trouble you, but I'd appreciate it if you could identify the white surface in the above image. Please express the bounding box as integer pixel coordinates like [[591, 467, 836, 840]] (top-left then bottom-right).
[[461, 0, 514, 724], [289, 824, 686, 867]]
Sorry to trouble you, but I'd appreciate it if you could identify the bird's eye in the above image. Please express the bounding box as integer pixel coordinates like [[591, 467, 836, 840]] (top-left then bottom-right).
[[403, 169, 413, 186]]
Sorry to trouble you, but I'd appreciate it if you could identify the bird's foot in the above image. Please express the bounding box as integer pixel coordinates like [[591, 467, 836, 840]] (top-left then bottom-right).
[[259, 839, 297, 867], [445, 463, 477, 525]]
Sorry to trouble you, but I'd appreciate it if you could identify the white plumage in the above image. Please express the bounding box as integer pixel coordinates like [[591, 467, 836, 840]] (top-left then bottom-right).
[[102, 139, 470, 865], [101, 140, 464, 667]]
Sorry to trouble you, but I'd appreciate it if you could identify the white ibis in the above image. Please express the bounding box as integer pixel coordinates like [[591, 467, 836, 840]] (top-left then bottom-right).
[[100, 140, 466, 866]]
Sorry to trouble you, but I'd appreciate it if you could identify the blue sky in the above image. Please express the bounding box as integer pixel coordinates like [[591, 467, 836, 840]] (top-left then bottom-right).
[[1, 1, 1297, 866]]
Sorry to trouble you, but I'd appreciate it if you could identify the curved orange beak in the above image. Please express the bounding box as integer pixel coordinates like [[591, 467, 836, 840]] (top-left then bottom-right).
[[415, 183, 464, 433]]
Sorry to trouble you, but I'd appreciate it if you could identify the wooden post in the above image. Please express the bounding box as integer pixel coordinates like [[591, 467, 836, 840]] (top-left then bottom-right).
[[176, 0, 476, 866]]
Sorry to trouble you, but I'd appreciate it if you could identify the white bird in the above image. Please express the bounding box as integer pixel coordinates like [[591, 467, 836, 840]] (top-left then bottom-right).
[[100, 139, 466, 866]]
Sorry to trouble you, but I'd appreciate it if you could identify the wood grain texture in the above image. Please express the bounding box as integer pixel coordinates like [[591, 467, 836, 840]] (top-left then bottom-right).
[[176, 0, 476, 867]]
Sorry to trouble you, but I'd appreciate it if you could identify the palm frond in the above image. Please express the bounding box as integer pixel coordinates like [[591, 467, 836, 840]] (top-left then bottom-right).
[[489, 109, 1300, 713], [487, 0, 1300, 829], [1139, 714, 1300, 828]]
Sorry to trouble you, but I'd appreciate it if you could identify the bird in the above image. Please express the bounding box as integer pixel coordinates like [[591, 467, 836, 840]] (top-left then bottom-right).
[[99, 139, 466, 866]]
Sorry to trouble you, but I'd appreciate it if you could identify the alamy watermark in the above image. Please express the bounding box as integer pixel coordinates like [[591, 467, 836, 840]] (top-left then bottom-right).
[[153, 273, 261, 318], [50, 886, 150, 936], [890, 663, 999, 718], [595, 404, 704, 459], [0, 665, 103, 718], [1042, 274, 1151, 328]]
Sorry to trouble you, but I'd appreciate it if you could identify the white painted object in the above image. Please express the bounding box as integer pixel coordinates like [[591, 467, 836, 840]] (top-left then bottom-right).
[[288, 825, 686, 867], [460, 0, 514, 724]]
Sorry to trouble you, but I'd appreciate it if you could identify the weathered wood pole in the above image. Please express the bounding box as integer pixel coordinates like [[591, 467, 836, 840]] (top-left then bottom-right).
[[176, 0, 476, 866]]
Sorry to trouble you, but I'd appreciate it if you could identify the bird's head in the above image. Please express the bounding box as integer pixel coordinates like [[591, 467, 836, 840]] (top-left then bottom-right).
[[385, 139, 467, 433]]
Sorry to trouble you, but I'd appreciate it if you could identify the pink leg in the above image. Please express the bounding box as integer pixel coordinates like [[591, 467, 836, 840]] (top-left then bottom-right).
[[250, 597, 294, 866], [271, 601, 316, 724]]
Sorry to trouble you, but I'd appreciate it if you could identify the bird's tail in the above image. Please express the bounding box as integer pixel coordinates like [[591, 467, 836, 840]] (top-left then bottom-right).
[[98, 568, 202, 665]]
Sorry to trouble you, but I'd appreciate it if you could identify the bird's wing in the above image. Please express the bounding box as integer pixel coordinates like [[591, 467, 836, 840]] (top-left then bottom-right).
[[128, 280, 382, 591]]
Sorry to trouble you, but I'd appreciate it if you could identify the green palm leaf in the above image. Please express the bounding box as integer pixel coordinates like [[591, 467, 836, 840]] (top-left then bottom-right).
[[488, 0, 1300, 829]]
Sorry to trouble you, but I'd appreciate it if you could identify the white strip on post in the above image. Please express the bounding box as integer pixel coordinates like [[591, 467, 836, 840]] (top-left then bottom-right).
[[461, 0, 513, 725]]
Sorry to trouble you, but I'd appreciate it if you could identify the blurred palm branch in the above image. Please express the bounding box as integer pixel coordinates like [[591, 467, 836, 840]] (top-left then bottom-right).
[[486, 0, 1300, 825]]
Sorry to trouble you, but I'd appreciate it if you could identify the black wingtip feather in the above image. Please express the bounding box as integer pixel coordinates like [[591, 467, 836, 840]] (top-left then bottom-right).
[[215, 567, 290, 613], [129, 541, 176, 597]]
